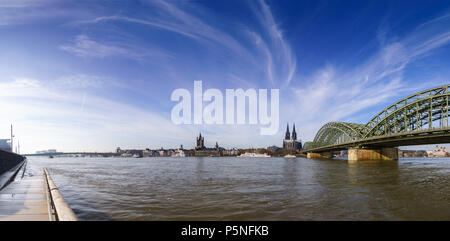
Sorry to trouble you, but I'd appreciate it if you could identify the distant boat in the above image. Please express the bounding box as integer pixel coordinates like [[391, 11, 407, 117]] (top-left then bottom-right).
[[49, 155, 54, 159], [283, 154, 296, 158], [173, 149, 186, 157], [238, 152, 271, 158]]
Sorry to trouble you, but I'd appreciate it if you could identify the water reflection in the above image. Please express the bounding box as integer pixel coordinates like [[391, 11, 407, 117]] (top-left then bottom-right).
[[282, 158, 298, 190], [195, 157, 205, 181]]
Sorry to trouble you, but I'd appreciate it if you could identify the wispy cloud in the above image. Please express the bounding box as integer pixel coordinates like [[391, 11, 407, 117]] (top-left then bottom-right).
[[60, 34, 142, 59], [0, 1, 93, 26], [52, 74, 105, 89], [249, 0, 296, 87], [71, 0, 295, 87], [147, 0, 251, 56], [76, 8, 251, 61], [0, 0, 53, 8], [76, 15, 200, 40]]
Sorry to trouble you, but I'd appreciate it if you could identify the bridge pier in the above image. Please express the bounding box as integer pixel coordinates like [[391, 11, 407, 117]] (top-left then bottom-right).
[[307, 151, 332, 159], [348, 147, 398, 163]]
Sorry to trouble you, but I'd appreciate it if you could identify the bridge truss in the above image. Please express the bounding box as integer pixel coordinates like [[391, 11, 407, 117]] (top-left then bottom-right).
[[303, 85, 450, 151]]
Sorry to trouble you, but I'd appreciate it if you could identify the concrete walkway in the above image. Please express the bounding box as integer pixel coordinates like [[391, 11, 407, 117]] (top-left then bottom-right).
[[0, 173, 53, 221]]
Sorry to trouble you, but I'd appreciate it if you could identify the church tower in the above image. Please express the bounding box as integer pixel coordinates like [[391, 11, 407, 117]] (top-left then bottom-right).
[[284, 124, 290, 140], [196, 132, 205, 150], [292, 123, 297, 141], [283, 123, 302, 152]]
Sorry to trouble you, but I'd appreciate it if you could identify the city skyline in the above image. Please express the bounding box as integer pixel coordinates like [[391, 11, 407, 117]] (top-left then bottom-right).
[[1, 0, 450, 153]]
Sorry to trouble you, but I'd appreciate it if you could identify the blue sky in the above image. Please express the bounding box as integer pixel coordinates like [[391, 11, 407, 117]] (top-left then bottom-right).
[[0, 0, 450, 153]]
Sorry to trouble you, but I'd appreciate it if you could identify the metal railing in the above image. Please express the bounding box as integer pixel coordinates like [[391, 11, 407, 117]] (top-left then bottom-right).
[[43, 168, 78, 221]]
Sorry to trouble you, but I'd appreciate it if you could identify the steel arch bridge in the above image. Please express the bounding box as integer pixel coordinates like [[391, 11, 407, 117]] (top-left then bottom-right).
[[303, 84, 450, 152]]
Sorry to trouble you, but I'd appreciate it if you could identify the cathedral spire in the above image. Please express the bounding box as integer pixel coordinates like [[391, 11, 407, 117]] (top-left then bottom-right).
[[285, 123, 290, 140], [292, 123, 297, 140]]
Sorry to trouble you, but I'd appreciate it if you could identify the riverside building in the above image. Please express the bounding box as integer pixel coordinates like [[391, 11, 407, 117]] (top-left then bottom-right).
[[194, 133, 222, 156]]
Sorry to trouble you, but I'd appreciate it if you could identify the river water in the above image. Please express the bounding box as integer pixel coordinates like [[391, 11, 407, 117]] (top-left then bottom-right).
[[25, 156, 450, 220]]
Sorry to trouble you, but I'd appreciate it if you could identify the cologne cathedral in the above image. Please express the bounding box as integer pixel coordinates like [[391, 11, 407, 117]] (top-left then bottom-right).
[[283, 123, 302, 151]]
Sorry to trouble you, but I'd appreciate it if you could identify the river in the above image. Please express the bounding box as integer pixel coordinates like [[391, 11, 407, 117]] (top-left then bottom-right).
[[25, 156, 450, 220]]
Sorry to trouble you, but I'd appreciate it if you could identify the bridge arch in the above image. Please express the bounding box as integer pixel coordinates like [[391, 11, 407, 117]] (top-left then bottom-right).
[[305, 84, 449, 150], [309, 122, 365, 148]]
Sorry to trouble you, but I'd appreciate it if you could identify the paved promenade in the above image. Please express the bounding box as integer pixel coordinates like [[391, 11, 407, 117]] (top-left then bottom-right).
[[0, 173, 53, 221]]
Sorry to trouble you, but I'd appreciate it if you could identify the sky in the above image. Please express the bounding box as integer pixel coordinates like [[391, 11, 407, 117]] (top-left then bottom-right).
[[0, 0, 450, 153]]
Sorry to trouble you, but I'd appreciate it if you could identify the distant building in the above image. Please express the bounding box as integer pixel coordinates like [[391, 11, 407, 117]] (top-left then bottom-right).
[[282, 124, 302, 152], [267, 145, 281, 154], [196, 133, 205, 150], [158, 148, 167, 157], [173, 148, 186, 157], [142, 148, 154, 157], [223, 148, 238, 156], [36, 149, 57, 154], [193, 133, 221, 156], [120, 149, 143, 157], [426, 145, 448, 157], [399, 150, 418, 157], [0, 139, 12, 152]]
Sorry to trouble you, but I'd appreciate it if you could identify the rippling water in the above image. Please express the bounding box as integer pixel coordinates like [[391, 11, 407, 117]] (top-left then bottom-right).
[[25, 156, 450, 220]]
